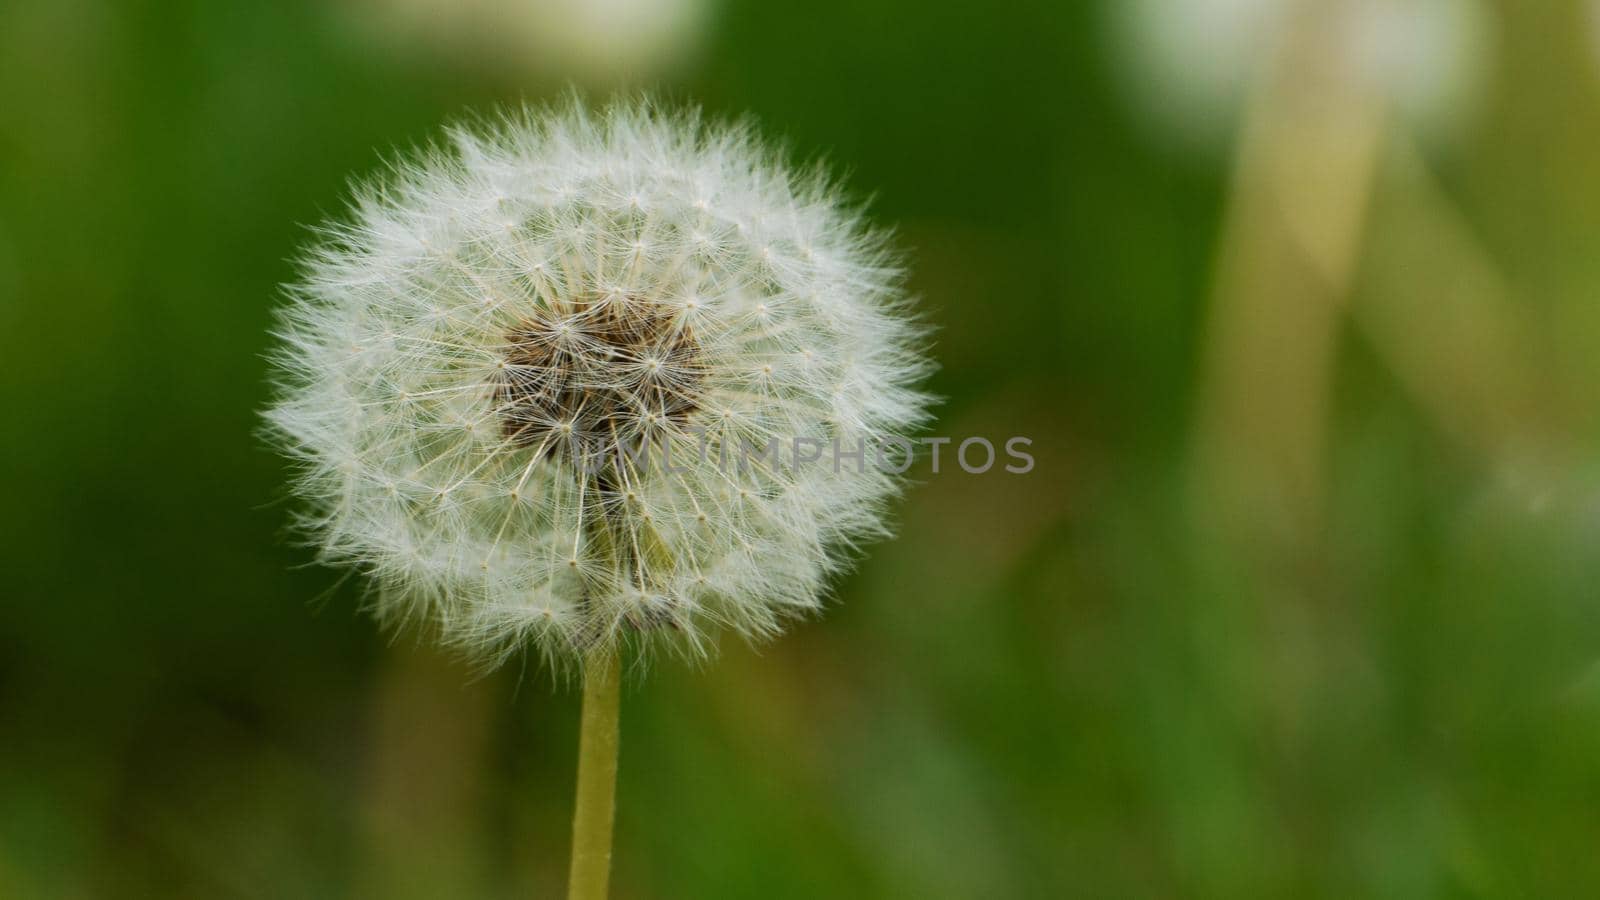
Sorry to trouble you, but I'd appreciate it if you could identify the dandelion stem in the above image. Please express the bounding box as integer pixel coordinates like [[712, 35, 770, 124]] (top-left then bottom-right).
[[567, 645, 621, 900]]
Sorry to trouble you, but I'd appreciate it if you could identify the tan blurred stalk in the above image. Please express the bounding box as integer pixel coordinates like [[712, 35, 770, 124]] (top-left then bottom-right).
[[1188, 3, 1570, 785], [1195, 0, 1568, 557], [1193, 1, 1386, 564], [360, 642, 494, 900], [1357, 137, 1567, 469], [347, 0, 715, 84]]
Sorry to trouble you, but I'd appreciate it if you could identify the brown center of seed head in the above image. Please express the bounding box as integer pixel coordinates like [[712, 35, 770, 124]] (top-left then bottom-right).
[[495, 291, 704, 462]]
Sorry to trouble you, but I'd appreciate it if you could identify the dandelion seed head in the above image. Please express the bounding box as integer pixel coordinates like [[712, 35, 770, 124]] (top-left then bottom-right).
[[265, 97, 933, 670]]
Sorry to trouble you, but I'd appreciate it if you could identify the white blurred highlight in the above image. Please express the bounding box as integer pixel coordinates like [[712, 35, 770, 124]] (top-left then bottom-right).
[[355, 0, 715, 81], [1108, 0, 1493, 150]]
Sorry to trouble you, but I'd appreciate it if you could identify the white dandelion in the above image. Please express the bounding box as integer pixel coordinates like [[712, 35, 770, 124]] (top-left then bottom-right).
[[267, 98, 932, 897], [264, 98, 933, 671]]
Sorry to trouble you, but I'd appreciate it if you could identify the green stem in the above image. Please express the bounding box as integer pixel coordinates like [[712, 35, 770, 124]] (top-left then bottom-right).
[[566, 645, 621, 900]]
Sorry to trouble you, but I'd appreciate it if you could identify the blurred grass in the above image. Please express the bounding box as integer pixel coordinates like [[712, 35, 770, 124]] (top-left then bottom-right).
[[2, 0, 1600, 897]]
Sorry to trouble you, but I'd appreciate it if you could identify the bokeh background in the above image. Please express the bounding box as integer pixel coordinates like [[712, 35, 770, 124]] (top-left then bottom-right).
[[4, 0, 1600, 896]]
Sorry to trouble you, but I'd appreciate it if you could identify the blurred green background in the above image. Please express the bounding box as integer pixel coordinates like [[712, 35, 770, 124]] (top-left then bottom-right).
[[5, 0, 1600, 896]]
